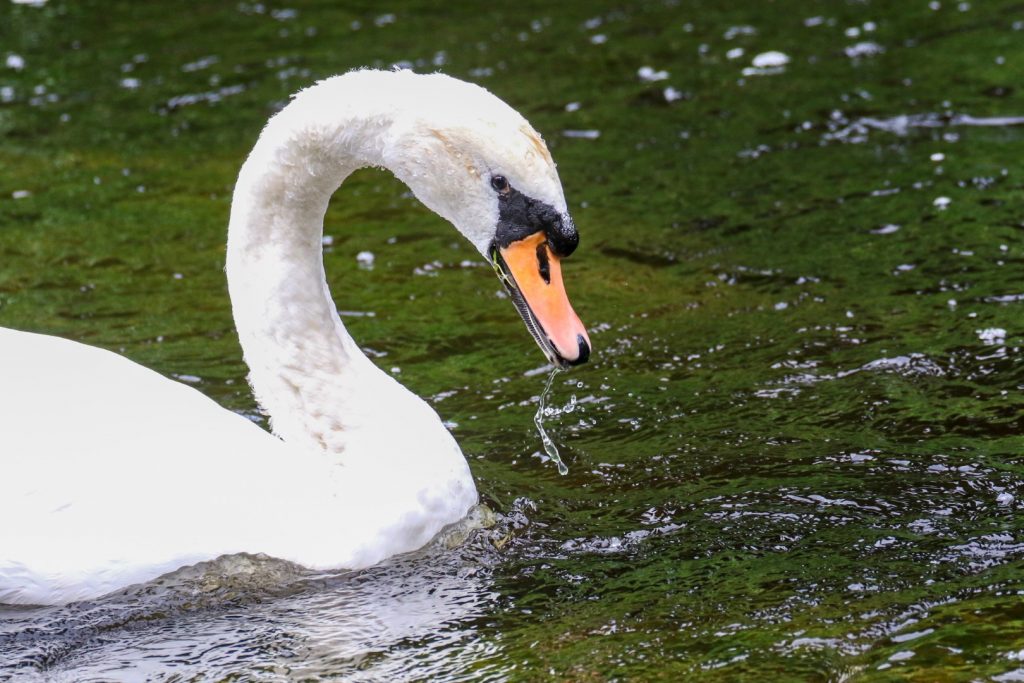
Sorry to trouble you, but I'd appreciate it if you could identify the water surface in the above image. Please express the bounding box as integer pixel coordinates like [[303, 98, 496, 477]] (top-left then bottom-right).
[[1, 0, 1023, 680]]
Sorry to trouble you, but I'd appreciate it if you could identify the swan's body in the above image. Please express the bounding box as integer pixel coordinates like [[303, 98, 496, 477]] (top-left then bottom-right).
[[0, 70, 588, 606]]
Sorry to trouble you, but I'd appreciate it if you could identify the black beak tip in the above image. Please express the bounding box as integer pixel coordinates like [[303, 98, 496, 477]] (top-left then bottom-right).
[[566, 334, 590, 366]]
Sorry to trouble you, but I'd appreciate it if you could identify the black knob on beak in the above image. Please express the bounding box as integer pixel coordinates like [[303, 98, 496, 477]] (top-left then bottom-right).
[[567, 334, 590, 366], [546, 214, 579, 257]]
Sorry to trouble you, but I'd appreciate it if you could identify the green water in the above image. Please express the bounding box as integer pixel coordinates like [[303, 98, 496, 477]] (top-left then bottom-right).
[[2, 0, 1023, 680]]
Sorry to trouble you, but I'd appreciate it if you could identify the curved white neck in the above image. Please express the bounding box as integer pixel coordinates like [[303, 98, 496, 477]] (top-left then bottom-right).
[[225, 78, 419, 455]]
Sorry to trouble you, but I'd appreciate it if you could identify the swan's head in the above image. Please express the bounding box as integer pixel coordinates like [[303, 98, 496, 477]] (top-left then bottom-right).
[[384, 72, 590, 367]]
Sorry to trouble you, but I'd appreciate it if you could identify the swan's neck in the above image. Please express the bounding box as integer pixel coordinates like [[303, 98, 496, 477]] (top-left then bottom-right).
[[226, 80, 423, 455]]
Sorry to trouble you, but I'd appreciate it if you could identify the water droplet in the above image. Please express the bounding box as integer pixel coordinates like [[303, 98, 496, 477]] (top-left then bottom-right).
[[752, 51, 789, 68], [637, 66, 669, 82], [356, 250, 375, 269], [5, 54, 26, 71], [535, 367, 568, 475]]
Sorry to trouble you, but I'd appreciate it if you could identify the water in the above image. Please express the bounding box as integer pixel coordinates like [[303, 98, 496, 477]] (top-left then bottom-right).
[[1, 0, 1023, 679], [534, 367, 569, 476]]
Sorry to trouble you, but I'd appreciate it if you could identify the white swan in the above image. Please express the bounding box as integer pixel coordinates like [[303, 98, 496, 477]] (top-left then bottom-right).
[[0, 70, 590, 606]]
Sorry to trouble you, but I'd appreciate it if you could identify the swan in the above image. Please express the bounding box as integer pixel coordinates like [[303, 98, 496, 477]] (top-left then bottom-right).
[[0, 69, 590, 606]]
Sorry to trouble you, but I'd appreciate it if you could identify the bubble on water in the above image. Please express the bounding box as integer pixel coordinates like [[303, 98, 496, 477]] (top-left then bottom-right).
[[819, 112, 1024, 146], [743, 51, 789, 76], [845, 41, 885, 59], [723, 25, 757, 40], [356, 251, 375, 270], [181, 55, 219, 72], [871, 224, 900, 234], [166, 84, 245, 110], [413, 259, 443, 276], [976, 328, 1006, 345], [637, 66, 669, 82], [752, 51, 789, 68], [738, 144, 771, 159], [271, 8, 297, 20], [663, 87, 684, 103]]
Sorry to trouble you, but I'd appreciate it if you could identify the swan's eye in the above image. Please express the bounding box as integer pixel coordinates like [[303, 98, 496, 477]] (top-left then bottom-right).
[[491, 175, 510, 193]]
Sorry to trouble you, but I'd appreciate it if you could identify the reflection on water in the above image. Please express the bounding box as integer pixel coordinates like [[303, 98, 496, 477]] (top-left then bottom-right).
[[1, 0, 1024, 679], [2, 530, 504, 681]]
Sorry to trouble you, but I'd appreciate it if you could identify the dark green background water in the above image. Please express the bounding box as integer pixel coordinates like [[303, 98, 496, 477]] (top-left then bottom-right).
[[2, 0, 1023, 680]]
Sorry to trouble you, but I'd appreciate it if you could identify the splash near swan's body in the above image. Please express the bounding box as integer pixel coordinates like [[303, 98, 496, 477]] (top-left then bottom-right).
[[0, 69, 589, 606]]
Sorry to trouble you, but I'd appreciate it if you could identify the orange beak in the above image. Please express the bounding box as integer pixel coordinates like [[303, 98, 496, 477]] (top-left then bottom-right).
[[491, 232, 591, 367]]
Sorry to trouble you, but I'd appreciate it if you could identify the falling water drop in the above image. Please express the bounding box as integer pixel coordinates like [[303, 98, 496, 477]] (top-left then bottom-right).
[[535, 367, 568, 475]]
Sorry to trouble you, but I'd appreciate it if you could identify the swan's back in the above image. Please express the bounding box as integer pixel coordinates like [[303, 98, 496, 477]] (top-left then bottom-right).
[[0, 328, 305, 604], [0, 326, 290, 473], [0, 327, 273, 453], [0, 327, 475, 605]]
